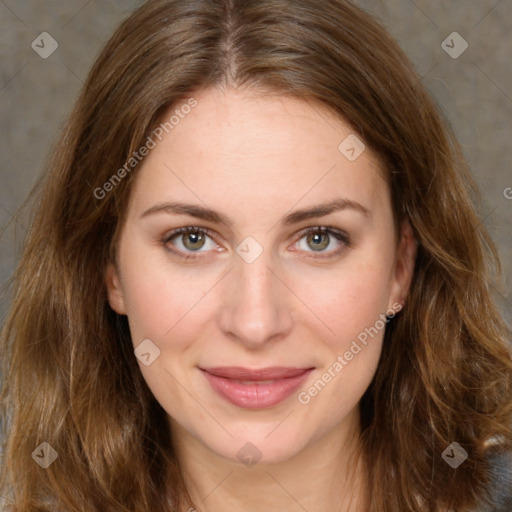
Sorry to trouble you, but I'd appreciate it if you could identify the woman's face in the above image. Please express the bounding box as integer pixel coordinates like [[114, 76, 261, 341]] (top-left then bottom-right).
[[106, 86, 416, 465]]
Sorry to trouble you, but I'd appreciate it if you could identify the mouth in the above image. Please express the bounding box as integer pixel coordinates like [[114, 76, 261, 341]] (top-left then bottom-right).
[[199, 366, 314, 409]]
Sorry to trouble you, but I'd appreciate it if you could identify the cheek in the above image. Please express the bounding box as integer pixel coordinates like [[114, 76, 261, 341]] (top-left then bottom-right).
[[119, 255, 211, 418], [118, 241, 209, 342], [295, 265, 390, 415], [121, 274, 174, 342], [292, 248, 394, 406], [296, 253, 394, 347]]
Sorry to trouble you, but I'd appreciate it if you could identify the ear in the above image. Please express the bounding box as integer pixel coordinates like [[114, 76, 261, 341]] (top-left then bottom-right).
[[388, 219, 418, 310], [105, 261, 127, 315]]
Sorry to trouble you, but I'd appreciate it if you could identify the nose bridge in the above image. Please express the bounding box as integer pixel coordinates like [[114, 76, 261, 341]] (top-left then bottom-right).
[[234, 234, 279, 302], [239, 252, 275, 299], [218, 240, 292, 347]]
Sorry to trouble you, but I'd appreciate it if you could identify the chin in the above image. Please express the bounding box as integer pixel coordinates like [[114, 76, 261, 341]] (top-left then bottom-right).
[[201, 421, 314, 467]]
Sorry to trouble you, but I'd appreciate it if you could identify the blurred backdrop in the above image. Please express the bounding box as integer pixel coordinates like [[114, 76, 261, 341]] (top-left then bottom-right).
[[0, 0, 511, 329]]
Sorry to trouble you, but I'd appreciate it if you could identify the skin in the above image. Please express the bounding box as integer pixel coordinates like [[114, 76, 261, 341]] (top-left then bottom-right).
[[105, 86, 417, 512]]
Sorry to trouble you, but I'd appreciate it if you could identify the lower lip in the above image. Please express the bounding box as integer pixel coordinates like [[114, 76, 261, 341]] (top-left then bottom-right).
[[200, 369, 314, 409]]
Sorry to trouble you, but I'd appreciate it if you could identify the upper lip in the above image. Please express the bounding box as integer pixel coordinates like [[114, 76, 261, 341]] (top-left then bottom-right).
[[200, 366, 313, 381]]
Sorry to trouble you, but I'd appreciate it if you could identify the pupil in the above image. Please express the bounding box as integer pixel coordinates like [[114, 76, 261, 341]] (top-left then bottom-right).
[[185, 232, 203, 250], [309, 232, 328, 251]]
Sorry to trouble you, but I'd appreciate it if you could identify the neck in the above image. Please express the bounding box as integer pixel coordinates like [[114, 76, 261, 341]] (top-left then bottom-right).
[[170, 408, 369, 512]]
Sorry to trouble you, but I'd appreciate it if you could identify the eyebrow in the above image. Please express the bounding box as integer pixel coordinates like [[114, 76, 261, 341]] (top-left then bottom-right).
[[140, 197, 371, 226]]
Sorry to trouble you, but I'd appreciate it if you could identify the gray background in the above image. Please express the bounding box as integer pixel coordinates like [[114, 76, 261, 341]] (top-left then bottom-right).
[[0, 0, 511, 326]]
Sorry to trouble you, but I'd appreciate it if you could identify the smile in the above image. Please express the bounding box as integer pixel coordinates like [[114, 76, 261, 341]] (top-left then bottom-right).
[[199, 366, 314, 409]]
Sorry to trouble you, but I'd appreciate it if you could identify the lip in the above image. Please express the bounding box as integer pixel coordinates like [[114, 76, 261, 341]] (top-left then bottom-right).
[[199, 366, 314, 409]]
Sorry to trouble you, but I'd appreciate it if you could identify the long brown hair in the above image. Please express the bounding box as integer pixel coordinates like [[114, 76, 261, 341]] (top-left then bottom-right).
[[1, 0, 511, 510]]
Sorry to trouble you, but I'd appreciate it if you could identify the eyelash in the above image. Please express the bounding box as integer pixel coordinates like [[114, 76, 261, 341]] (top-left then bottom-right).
[[160, 225, 351, 261]]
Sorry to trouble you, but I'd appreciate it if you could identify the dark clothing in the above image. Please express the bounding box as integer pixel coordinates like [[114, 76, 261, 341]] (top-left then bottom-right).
[[474, 450, 512, 511]]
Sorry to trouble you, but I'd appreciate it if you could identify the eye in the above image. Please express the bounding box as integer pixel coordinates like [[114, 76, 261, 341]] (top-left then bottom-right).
[[160, 225, 351, 261], [161, 226, 220, 260], [293, 226, 351, 259]]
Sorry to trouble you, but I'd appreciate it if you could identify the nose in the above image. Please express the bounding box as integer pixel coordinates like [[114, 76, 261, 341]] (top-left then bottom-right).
[[217, 249, 294, 350]]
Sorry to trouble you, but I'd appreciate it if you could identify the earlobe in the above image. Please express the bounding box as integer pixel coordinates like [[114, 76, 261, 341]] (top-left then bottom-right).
[[389, 219, 418, 309], [105, 261, 127, 315]]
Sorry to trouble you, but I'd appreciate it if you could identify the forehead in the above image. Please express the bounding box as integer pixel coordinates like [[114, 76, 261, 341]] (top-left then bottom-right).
[[127, 86, 389, 222]]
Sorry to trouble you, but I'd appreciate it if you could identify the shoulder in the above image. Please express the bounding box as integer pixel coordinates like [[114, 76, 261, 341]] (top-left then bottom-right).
[[472, 449, 512, 512]]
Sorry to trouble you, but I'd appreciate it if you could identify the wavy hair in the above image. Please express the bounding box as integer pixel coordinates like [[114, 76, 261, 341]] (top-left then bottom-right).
[[1, 0, 511, 510]]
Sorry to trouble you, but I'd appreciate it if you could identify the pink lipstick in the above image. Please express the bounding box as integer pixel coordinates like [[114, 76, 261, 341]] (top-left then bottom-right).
[[199, 366, 314, 409]]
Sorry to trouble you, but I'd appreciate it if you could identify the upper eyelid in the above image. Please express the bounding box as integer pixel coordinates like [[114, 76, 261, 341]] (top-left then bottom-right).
[[163, 226, 216, 244]]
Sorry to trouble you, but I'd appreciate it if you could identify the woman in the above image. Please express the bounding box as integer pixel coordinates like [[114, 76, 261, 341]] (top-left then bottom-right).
[[1, 0, 511, 510]]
